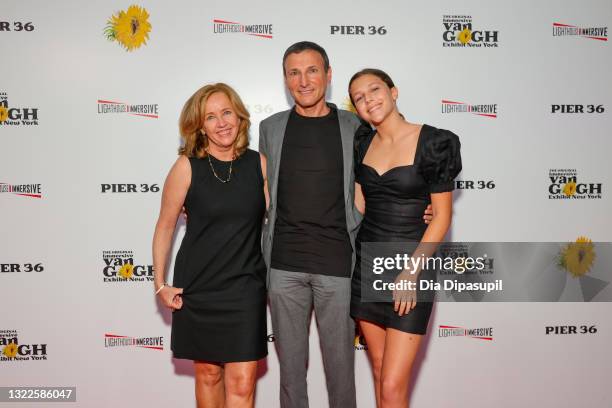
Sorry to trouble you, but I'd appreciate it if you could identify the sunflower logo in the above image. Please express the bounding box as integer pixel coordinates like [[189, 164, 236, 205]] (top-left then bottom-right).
[[104, 5, 151, 51], [558, 236, 596, 278], [2, 342, 18, 358], [343, 97, 357, 114], [458, 28, 472, 44], [0, 106, 8, 122], [354, 328, 368, 350], [563, 181, 577, 197], [354, 334, 364, 348], [118, 263, 135, 279]]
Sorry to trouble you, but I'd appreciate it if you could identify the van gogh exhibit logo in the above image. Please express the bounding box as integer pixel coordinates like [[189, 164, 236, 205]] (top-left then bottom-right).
[[0, 92, 39, 126], [102, 250, 154, 283], [548, 169, 602, 199], [104, 5, 151, 51], [442, 15, 499, 47], [1, 330, 48, 362]]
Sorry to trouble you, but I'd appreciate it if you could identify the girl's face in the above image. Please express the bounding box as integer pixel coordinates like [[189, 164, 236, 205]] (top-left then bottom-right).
[[349, 74, 398, 126]]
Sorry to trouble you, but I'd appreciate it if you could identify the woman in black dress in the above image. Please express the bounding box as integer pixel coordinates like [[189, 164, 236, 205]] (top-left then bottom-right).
[[152, 83, 268, 408], [349, 69, 461, 407]]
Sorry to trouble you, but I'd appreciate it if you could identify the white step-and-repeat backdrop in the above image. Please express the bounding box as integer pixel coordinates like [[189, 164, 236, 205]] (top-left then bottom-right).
[[2, 0, 611, 406]]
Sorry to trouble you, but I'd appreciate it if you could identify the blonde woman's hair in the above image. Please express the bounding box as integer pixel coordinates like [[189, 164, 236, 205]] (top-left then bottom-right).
[[178, 83, 250, 158]]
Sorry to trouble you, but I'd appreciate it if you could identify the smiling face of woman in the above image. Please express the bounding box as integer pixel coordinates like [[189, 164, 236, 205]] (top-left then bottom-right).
[[201, 91, 241, 153], [349, 74, 398, 126]]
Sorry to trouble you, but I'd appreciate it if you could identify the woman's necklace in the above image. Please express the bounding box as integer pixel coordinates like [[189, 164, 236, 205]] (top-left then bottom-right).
[[207, 151, 233, 183]]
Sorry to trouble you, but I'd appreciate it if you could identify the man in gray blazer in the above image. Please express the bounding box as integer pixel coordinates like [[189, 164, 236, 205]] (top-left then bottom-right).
[[259, 41, 360, 408], [259, 41, 430, 408]]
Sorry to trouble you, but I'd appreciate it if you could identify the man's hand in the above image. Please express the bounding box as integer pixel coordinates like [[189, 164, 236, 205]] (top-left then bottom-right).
[[423, 204, 433, 224], [393, 270, 418, 316]]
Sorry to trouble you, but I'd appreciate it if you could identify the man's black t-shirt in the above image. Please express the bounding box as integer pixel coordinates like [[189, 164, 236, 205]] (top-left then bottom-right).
[[271, 106, 352, 277]]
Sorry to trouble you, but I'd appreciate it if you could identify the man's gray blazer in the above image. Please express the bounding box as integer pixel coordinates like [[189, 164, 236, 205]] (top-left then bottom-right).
[[258, 105, 364, 285]]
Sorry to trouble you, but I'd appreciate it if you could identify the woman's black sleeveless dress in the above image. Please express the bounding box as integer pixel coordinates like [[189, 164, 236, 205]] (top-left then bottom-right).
[[350, 124, 462, 334], [171, 149, 267, 362]]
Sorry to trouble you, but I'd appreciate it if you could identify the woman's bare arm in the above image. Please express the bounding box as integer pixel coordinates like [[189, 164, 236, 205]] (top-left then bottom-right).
[[152, 156, 191, 309]]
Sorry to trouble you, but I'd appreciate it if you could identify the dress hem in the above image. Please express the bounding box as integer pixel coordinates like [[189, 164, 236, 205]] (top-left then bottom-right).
[[172, 350, 269, 363]]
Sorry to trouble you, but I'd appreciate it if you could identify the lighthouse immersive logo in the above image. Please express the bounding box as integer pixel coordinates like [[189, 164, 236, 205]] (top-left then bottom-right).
[[213, 19, 273, 39], [0, 182, 42, 198], [438, 325, 494, 340], [104, 333, 164, 351], [97, 99, 158, 118], [441, 100, 497, 118], [552, 22, 608, 41]]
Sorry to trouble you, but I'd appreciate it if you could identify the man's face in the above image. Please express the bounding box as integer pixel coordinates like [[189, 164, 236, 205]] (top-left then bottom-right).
[[283, 50, 331, 110]]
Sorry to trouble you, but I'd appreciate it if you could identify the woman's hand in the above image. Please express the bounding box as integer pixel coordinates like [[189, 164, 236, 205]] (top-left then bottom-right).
[[423, 204, 433, 224], [393, 270, 418, 316], [158, 285, 184, 310]]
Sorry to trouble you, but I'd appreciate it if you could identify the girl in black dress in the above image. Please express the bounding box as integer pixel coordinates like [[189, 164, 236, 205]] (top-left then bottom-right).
[[152, 83, 269, 408], [349, 69, 461, 407]]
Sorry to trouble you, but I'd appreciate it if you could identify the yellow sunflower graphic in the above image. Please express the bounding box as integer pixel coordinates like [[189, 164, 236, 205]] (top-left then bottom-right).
[[118, 263, 135, 279], [354, 334, 368, 350], [558, 236, 596, 278], [563, 181, 577, 197], [105, 5, 151, 51], [0, 106, 8, 122], [343, 97, 357, 114], [354, 334, 363, 348], [354, 327, 368, 349], [458, 28, 472, 44], [2, 342, 18, 358]]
